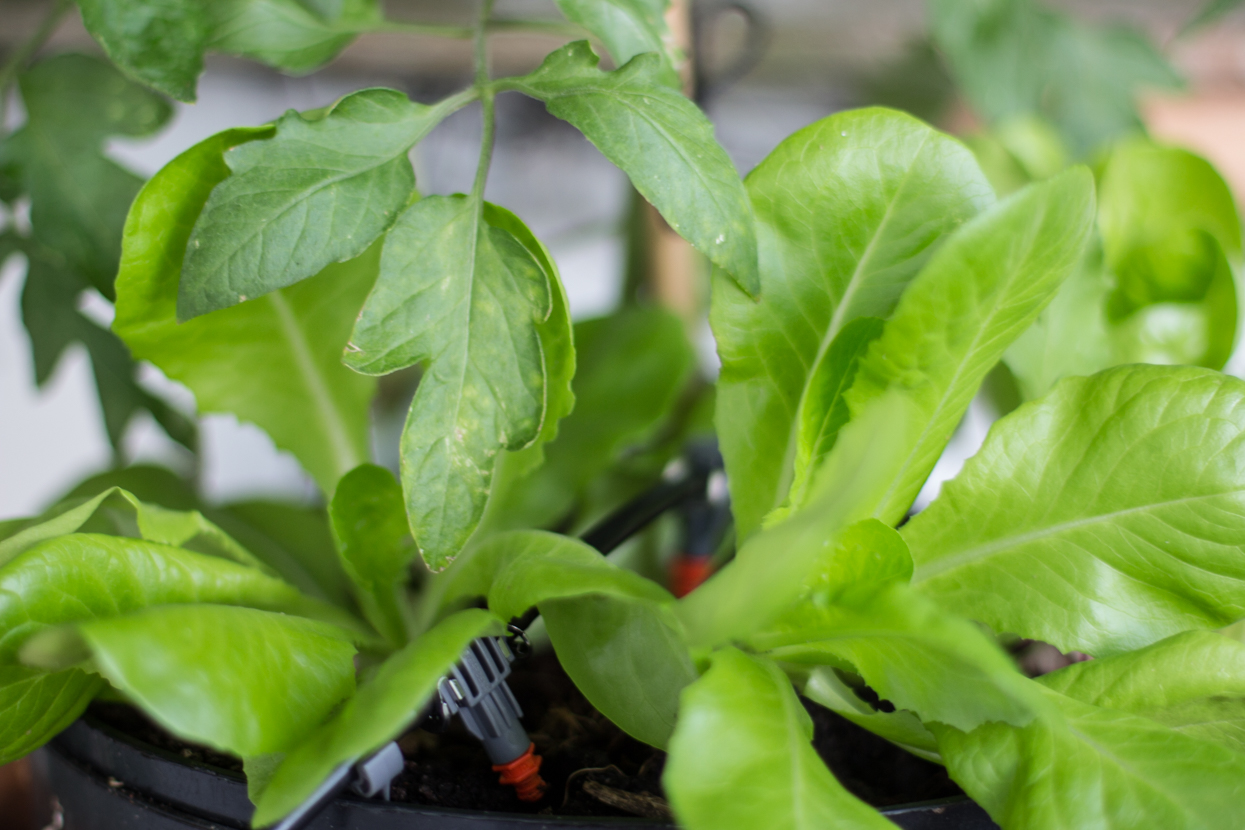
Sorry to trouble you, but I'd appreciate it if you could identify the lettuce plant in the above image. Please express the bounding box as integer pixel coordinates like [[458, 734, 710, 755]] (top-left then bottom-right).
[[4, 3, 1245, 830]]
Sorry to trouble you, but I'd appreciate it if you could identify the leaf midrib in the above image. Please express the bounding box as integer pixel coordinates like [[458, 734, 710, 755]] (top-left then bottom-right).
[[774, 133, 933, 514], [267, 291, 361, 482], [869, 205, 1048, 519], [912, 490, 1245, 583]]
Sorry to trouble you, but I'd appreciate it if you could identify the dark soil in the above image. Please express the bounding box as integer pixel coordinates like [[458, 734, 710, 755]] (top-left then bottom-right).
[[89, 701, 245, 773], [90, 652, 962, 822]]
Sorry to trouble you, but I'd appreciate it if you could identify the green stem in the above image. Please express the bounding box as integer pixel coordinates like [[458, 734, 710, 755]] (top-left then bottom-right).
[[487, 19, 587, 38], [359, 21, 475, 38], [470, 0, 498, 205], [359, 19, 584, 39], [0, 0, 71, 133]]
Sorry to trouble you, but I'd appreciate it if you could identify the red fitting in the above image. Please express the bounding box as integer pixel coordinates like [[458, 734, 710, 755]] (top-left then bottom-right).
[[670, 555, 714, 598], [493, 743, 547, 802]]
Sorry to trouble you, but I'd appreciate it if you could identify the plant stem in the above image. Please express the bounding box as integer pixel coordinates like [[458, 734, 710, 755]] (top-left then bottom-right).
[[487, 19, 586, 38], [470, 0, 498, 205], [360, 21, 475, 38], [0, 0, 71, 133], [360, 19, 584, 39]]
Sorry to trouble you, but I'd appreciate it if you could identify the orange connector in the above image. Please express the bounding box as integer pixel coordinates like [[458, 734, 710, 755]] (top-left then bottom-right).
[[670, 555, 714, 598], [493, 743, 547, 802]]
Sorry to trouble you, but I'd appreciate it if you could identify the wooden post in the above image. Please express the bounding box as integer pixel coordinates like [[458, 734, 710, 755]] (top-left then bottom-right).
[[645, 0, 702, 328]]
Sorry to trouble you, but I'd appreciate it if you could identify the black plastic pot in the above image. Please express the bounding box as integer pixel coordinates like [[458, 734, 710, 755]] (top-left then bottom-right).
[[41, 715, 999, 830]]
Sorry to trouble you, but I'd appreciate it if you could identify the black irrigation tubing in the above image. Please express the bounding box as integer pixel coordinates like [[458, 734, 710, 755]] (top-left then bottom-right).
[[509, 465, 714, 634]]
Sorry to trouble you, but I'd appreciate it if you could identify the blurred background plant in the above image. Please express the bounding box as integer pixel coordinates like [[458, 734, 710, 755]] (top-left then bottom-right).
[[3, 0, 1245, 824]]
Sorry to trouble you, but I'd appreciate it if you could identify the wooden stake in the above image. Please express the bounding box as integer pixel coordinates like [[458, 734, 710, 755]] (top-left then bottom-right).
[[644, 0, 702, 328]]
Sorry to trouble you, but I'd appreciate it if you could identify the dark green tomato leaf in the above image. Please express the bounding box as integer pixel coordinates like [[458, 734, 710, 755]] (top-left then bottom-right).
[[1183, 0, 1245, 35], [1003, 241, 1113, 400], [209, 501, 355, 610], [34, 605, 356, 758], [677, 396, 912, 648], [345, 196, 551, 571], [842, 167, 1096, 525], [664, 648, 891, 830], [930, 0, 1181, 157], [19, 250, 92, 387], [114, 128, 377, 495], [466, 204, 578, 535], [506, 41, 757, 295], [712, 108, 994, 540], [0, 150, 21, 204], [934, 687, 1245, 829], [19, 247, 196, 451], [1098, 139, 1241, 369], [330, 464, 415, 646], [784, 317, 884, 513], [484, 305, 692, 533], [553, 0, 679, 86], [207, 0, 380, 73], [77, 0, 210, 102], [179, 88, 450, 318], [16, 53, 171, 141], [481, 202, 577, 468], [0, 231, 21, 263], [1039, 630, 1245, 753], [83, 315, 194, 450], [252, 609, 498, 827], [752, 584, 1040, 732], [543, 594, 696, 749], [6, 54, 170, 298], [858, 38, 956, 126], [0, 666, 102, 764], [0, 486, 269, 574], [905, 365, 1245, 657], [294, 0, 347, 20]]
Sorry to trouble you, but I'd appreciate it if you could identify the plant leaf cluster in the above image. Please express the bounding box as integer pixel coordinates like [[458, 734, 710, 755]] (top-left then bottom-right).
[[1, 53, 193, 454], [4, 2, 1245, 830]]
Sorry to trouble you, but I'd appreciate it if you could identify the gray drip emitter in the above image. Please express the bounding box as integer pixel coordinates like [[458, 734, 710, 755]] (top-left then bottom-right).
[[269, 636, 544, 830]]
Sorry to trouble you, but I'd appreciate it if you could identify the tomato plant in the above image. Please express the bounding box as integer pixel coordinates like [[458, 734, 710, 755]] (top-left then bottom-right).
[[4, 1, 1245, 829]]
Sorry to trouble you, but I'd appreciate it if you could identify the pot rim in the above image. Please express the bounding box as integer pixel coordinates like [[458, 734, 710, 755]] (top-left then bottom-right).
[[46, 713, 999, 829]]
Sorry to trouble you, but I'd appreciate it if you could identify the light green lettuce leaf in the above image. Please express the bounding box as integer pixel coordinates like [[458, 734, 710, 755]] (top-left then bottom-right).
[[22, 604, 356, 758], [842, 167, 1096, 524], [252, 609, 498, 826], [935, 686, 1245, 830], [664, 648, 892, 830], [711, 108, 994, 539], [1039, 629, 1245, 752], [329, 465, 416, 646], [906, 364, 1245, 657]]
